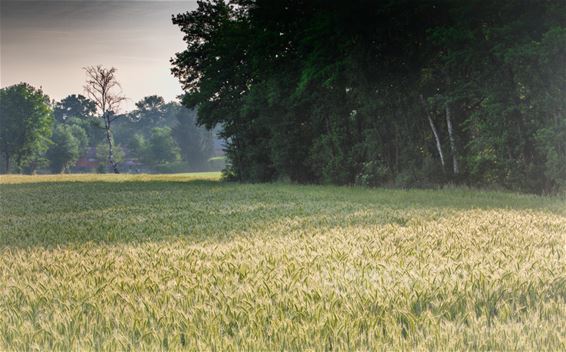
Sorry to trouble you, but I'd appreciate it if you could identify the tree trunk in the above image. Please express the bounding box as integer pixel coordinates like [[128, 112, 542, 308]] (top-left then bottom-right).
[[104, 115, 119, 174], [420, 94, 445, 170], [445, 103, 459, 175]]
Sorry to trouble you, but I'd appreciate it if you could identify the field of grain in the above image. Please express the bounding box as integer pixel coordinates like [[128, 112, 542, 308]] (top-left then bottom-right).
[[1, 173, 565, 350]]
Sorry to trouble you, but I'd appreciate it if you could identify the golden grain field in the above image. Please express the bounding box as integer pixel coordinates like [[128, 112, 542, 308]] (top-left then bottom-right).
[[1, 173, 565, 350]]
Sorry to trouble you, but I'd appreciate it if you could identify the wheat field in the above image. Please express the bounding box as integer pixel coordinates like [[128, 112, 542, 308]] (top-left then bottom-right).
[[1, 173, 565, 350]]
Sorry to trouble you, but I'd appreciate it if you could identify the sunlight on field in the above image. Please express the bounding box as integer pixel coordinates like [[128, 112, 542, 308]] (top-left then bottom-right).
[[1, 174, 565, 350], [0, 172, 221, 184]]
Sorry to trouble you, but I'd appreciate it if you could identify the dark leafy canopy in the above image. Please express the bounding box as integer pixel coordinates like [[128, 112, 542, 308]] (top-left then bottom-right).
[[53, 94, 96, 123], [129, 95, 167, 126], [172, 0, 566, 192], [0, 83, 53, 173], [54, 94, 103, 147]]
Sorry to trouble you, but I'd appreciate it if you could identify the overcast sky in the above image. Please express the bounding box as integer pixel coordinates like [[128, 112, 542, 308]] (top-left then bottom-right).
[[0, 0, 197, 110]]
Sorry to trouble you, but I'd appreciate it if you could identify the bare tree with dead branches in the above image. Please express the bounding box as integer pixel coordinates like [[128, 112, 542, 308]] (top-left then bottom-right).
[[83, 65, 126, 173]]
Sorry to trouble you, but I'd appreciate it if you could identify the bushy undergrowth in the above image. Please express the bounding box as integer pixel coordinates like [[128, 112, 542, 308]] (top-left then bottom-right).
[[0, 173, 565, 350]]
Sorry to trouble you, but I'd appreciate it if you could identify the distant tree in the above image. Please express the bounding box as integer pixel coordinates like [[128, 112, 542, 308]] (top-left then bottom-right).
[[53, 94, 96, 122], [83, 65, 126, 173], [96, 141, 125, 166], [69, 124, 89, 152], [128, 133, 148, 161], [20, 148, 50, 175], [0, 83, 53, 173], [54, 94, 103, 148], [109, 96, 171, 150], [46, 124, 88, 173], [148, 127, 180, 164], [130, 95, 166, 124], [123, 96, 177, 142], [172, 106, 214, 169]]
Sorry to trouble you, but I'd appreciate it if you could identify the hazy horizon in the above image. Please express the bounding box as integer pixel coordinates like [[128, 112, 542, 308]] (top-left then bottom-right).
[[0, 0, 197, 110]]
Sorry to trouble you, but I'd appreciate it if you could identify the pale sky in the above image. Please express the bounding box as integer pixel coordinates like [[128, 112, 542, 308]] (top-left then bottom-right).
[[0, 0, 197, 110]]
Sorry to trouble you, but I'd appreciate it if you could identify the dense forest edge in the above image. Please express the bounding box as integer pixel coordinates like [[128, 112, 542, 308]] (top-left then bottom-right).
[[1, 0, 565, 195], [171, 0, 565, 194]]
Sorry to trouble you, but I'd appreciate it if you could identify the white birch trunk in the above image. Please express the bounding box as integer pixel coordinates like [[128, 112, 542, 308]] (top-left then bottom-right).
[[104, 113, 119, 174], [445, 103, 459, 175], [420, 94, 445, 170]]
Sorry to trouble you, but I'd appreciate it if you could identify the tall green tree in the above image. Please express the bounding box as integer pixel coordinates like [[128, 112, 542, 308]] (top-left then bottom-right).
[[0, 83, 53, 173], [130, 95, 167, 125], [147, 127, 181, 164], [172, 0, 566, 193], [115, 96, 176, 148], [54, 94, 102, 148], [53, 94, 96, 123], [46, 124, 88, 173]]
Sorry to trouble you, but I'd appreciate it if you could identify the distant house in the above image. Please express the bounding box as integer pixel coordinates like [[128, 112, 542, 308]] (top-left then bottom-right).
[[75, 147, 98, 170]]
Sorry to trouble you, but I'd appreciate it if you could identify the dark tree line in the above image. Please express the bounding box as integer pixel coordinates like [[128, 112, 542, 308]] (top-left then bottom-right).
[[172, 0, 566, 193]]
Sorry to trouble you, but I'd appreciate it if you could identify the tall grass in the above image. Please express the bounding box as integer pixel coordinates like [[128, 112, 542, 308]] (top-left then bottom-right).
[[1, 173, 565, 350]]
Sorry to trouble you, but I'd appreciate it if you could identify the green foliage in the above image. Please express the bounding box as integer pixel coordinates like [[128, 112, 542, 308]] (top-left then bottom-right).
[[46, 124, 88, 173], [53, 95, 103, 151], [1, 174, 565, 349], [0, 83, 53, 173], [356, 160, 390, 187], [53, 94, 96, 123], [110, 98, 214, 170], [45, 94, 217, 174], [172, 0, 566, 193], [124, 95, 172, 139], [171, 107, 214, 169], [147, 127, 180, 164], [96, 142, 125, 165], [132, 95, 166, 123], [128, 133, 148, 161], [535, 121, 566, 191]]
